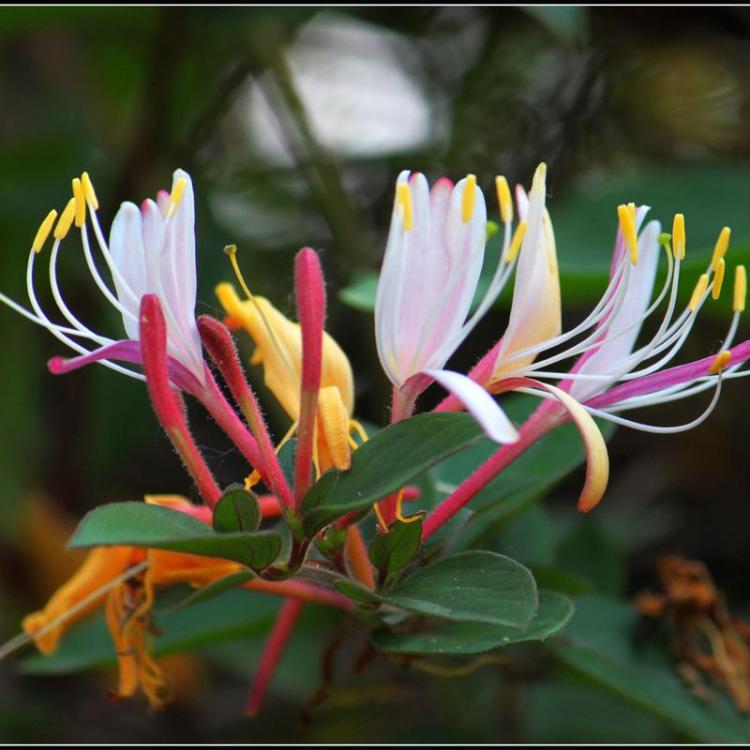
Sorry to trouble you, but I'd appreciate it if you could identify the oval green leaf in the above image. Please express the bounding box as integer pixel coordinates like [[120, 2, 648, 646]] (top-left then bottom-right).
[[301, 413, 485, 536], [382, 550, 538, 629], [373, 590, 573, 655], [213, 486, 261, 533]]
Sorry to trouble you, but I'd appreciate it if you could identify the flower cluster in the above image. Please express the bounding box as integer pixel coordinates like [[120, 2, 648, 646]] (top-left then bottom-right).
[[1, 164, 748, 712]]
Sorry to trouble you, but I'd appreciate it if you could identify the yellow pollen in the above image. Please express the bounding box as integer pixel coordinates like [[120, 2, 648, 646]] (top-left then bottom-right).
[[495, 175, 512, 223], [627, 202, 636, 224], [711, 226, 731, 272], [672, 213, 685, 261], [168, 177, 188, 216], [72, 178, 86, 228], [505, 220, 528, 263], [689, 273, 709, 311], [709, 350, 732, 375], [532, 161, 547, 189], [32, 209, 59, 253], [396, 182, 413, 231], [617, 204, 638, 264], [461, 174, 477, 223], [712, 258, 726, 300], [734, 265, 746, 313], [53, 198, 76, 240], [81, 172, 99, 210]]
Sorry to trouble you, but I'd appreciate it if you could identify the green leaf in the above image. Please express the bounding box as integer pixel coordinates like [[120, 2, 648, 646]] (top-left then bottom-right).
[[338, 271, 379, 312], [554, 594, 750, 742], [301, 413, 485, 536], [531, 565, 592, 596], [162, 571, 254, 613], [69, 502, 282, 571], [334, 579, 383, 607], [369, 519, 423, 585], [382, 551, 538, 628], [212, 486, 261, 533], [373, 590, 573, 655]]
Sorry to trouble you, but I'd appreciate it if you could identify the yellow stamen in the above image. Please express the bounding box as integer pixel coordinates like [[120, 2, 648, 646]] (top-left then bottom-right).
[[709, 350, 732, 375], [396, 182, 413, 230], [373, 502, 389, 534], [689, 273, 709, 311], [53, 198, 76, 241], [32, 209, 58, 253], [617, 204, 638, 264], [711, 226, 731, 272], [532, 162, 547, 190], [394, 489, 425, 525], [461, 174, 477, 222], [712, 258, 726, 300], [627, 202, 636, 224], [672, 213, 685, 261], [734, 265, 746, 313], [72, 177, 86, 228], [81, 172, 99, 210], [167, 177, 188, 216], [495, 175, 512, 223], [505, 220, 528, 263], [223, 245, 295, 378]]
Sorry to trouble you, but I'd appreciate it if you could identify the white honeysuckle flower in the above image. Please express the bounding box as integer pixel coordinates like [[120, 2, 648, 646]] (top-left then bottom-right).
[[0, 169, 205, 389]]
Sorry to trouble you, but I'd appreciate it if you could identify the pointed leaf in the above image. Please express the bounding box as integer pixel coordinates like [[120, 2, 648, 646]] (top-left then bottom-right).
[[369, 519, 423, 585], [302, 412, 484, 536], [69, 501, 282, 571]]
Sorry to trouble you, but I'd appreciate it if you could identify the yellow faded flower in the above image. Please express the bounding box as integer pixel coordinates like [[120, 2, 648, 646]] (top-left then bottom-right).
[[216, 281, 364, 474]]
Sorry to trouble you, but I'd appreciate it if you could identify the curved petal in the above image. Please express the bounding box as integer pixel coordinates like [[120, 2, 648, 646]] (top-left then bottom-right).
[[109, 202, 147, 339], [425, 368, 519, 444], [570, 218, 661, 401], [493, 164, 561, 379]]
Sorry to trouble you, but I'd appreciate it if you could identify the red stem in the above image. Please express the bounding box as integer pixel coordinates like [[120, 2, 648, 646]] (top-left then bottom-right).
[[422, 404, 553, 540], [197, 315, 295, 509], [244, 598, 304, 716], [139, 295, 221, 508], [294, 248, 326, 510]]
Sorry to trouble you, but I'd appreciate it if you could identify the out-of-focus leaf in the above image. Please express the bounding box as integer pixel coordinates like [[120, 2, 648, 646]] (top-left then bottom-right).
[[338, 271, 379, 312], [301, 413, 485, 536], [162, 571, 254, 613], [554, 594, 750, 742], [69, 502, 281, 571], [373, 590, 573, 655], [522, 6, 587, 43], [382, 551, 538, 628]]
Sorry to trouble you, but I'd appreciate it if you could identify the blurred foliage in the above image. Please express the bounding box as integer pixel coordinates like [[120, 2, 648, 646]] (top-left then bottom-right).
[[4, 4, 750, 743]]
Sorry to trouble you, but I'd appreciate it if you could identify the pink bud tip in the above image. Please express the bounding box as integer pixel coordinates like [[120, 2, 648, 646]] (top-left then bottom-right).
[[47, 356, 68, 375]]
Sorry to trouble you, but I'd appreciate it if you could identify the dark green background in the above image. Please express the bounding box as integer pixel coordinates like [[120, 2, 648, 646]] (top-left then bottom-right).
[[3, 5, 750, 742]]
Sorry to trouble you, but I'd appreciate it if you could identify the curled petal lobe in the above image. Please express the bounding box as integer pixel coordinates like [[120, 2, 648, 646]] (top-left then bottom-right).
[[425, 368, 519, 444]]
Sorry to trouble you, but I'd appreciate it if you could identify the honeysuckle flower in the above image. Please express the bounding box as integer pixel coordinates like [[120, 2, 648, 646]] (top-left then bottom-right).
[[374, 169, 522, 444], [426, 182, 750, 535], [0, 169, 205, 389], [21, 495, 351, 707], [217, 280, 365, 474]]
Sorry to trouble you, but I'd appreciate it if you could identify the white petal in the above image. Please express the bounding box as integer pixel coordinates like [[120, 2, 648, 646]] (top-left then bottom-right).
[[109, 202, 147, 340], [425, 368, 519, 443]]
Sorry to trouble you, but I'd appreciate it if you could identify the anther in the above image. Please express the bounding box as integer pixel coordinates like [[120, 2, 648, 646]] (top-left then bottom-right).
[[617, 204, 638, 264], [32, 209, 59, 253], [505, 220, 528, 263], [711, 227, 731, 272], [734, 265, 746, 313], [495, 175, 512, 223], [53, 198, 76, 240], [672, 214, 685, 261], [688, 273, 709, 311], [167, 177, 188, 216], [72, 178, 86, 228], [81, 172, 99, 211], [396, 183, 414, 231], [708, 350, 732, 375], [712, 258, 726, 300], [461, 174, 477, 223]]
